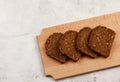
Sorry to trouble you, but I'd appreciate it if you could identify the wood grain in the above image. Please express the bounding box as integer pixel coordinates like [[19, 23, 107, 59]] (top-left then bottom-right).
[[37, 12, 120, 80]]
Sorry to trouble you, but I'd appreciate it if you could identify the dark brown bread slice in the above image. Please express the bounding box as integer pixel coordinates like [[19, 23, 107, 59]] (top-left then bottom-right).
[[88, 26, 116, 57], [45, 33, 67, 63], [59, 30, 81, 61], [76, 27, 97, 58]]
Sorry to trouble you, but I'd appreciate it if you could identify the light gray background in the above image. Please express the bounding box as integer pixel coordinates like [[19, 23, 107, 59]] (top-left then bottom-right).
[[0, 0, 120, 82]]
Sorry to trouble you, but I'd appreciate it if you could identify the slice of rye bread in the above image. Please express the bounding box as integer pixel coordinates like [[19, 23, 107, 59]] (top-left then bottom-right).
[[76, 27, 97, 58], [88, 26, 116, 57], [45, 33, 67, 63], [59, 30, 81, 61]]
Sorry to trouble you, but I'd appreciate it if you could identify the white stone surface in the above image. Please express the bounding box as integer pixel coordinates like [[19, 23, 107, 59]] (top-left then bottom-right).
[[0, 0, 120, 82]]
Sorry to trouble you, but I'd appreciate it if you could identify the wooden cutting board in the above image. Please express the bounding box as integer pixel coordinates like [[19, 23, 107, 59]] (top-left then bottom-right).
[[37, 12, 120, 80]]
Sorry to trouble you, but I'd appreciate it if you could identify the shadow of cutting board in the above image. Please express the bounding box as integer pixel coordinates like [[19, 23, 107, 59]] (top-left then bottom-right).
[[37, 12, 120, 80]]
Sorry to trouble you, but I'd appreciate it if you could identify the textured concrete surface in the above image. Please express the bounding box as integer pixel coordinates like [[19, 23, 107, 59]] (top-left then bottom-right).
[[0, 0, 120, 82]]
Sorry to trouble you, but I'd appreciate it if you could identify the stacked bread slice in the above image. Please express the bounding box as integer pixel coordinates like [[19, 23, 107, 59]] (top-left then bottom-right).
[[45, 26, 116, 63]]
